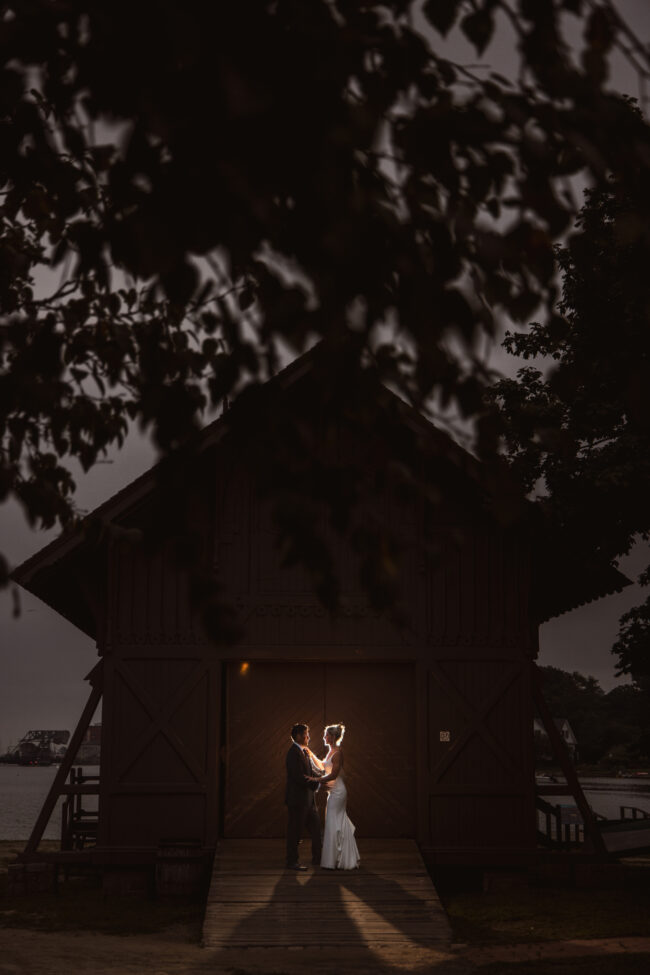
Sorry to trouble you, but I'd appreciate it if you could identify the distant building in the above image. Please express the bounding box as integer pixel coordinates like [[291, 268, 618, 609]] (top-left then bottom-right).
[[7, 730, 70, 765], [83, 723, 102, 744], [534, 717, 578, 762]]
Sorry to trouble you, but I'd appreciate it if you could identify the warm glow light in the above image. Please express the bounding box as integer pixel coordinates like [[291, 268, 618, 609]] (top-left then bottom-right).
[[239, 661, 250, 676]]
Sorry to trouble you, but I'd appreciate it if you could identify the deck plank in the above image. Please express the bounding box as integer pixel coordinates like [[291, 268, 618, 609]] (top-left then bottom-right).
[[202, 839, 451, 948]]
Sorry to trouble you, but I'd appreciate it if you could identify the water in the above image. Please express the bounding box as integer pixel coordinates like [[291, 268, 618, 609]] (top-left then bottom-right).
[[0, 764, 99, 840], [543, 776, 650, 820], [1, 766, 648, 841]]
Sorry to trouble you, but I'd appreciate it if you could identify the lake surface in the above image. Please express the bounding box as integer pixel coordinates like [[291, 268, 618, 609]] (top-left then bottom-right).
[[542, 776, 650, 819], [1, 767, 649, 840], [0, 764, 99, 840]]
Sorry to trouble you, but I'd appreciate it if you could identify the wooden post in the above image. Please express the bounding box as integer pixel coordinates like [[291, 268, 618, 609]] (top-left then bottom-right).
[[23, 674, 102, 857], [532, 664, 606, 855]]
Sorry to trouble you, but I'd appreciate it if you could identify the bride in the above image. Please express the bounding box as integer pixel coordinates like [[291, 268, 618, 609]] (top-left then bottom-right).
[[307, 723, 360, 870]]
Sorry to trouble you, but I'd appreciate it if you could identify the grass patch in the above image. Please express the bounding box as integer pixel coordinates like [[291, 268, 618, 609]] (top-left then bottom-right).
[[478, 955, 650, 975], [443, 869, 650, 945], [0, 841, 203, 938]]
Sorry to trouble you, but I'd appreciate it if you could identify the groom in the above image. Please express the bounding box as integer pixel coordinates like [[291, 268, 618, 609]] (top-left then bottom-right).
[[285, 723, 322, 870]]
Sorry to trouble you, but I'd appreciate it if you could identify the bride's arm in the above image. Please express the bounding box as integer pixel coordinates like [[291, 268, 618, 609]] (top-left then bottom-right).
[[306, 748, 325, 771]]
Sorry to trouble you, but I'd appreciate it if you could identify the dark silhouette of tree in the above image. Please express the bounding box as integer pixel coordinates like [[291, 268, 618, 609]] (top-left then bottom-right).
[[538, 666, 649, 763], [613, 566, 650, 726], [493, 182, 650, 693], [537, 665, 605, 763], [603, 681, 650, 761], [2, 1, 650, 637]]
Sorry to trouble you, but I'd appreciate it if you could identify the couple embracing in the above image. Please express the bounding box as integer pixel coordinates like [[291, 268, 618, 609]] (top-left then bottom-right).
[[285, 722, 360, 871]]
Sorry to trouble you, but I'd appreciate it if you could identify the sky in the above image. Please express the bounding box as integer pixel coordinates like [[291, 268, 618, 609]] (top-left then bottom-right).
[[0, 1, 649, 753]]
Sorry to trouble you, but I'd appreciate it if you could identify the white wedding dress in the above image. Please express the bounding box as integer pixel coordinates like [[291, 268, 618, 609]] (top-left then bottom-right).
[[320, 752, 360, 870]]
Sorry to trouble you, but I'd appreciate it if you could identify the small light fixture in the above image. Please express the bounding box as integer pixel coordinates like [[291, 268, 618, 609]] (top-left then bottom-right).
[[239, 661, 250, 676]]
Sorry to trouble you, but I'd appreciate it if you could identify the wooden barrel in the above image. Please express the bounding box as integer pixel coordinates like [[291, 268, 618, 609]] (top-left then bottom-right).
[[155, 839, 206, 897]]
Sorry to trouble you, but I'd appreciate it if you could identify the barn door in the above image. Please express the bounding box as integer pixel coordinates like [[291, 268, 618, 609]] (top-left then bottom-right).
[[101, 654, 215, 849], [224, 663, 325, 837], [426, 658, 535, 851], [324, 663, 415, 838], [223, 662, 416, 839]]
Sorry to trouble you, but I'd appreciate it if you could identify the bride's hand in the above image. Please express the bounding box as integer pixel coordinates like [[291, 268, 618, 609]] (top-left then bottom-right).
[[306, 748, 325, 771]]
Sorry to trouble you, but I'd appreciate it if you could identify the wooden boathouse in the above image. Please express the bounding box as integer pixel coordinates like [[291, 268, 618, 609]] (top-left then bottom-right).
[[12, 350, 629, 890]]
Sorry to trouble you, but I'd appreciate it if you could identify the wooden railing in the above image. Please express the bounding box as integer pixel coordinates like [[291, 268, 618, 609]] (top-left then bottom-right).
[[23, 673, 102, 858], [532, 667, 606, 854], [535, 793, 607, 848], [536, 796, 650, 849], [60, 767, 100, 851], [620, 805, 650, 821]]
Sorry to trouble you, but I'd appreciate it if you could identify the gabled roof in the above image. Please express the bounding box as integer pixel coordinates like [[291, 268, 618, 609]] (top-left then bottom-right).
[[534, 717, 578, 741], [12, 344, 631, 638]]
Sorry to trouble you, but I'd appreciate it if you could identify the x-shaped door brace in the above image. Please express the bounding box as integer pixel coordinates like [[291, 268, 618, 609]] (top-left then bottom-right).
[[428, 658, 529, 788], [112, 658, 208, 786]]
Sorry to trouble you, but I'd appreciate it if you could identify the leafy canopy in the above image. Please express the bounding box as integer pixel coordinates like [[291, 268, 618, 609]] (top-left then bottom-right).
[[538, 665, 649, 763], [2, 1, 650, 632], [493, 183, 650, 685]]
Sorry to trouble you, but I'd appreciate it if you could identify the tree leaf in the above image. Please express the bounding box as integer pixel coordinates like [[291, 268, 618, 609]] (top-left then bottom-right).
[[460, 8, 495, 55], [238, 286, 255, 311], [422, 0, 461, 36]]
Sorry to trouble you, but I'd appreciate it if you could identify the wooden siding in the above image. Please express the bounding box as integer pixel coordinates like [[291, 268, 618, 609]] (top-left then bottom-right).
[[215, 467, 420, 649], [213, 463, 536, 656], [426, 528, 534, 650], [108, 538, 200, 648]]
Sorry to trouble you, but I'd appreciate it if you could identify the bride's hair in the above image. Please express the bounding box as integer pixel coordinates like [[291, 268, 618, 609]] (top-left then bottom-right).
[[325, 723, 345, 745]]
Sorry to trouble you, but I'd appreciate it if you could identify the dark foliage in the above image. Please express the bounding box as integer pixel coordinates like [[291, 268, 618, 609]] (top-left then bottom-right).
[[613, 568, 650, 699], [493, 184, 650, 686], [2, 1, 650, 637], [538, 665, 650, 763]]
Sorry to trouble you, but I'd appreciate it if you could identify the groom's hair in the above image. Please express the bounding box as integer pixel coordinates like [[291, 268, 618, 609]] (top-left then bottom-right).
[[291, 723, 308, 741]]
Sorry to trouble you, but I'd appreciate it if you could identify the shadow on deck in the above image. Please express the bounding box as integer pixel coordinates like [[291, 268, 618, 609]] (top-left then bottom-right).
[[203, 838, 452, 951]]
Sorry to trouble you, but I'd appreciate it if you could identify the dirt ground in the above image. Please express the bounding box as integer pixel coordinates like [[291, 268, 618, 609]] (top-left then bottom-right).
[[0, 928, 472, 975], [3, 929, 650, 975], [3, 843, 650, 973]]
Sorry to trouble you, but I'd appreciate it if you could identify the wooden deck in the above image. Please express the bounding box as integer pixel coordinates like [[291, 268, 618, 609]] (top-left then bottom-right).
[[203, 839, 451, 949]]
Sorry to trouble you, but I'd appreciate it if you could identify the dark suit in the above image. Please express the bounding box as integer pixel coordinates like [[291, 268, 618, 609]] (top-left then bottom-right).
[[285, 741, 321, 866]]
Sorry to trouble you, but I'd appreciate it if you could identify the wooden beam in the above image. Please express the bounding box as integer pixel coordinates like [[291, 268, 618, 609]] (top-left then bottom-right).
[[22, 675, 103, 857], [59, 785, 100, 795], [532, 664, 606, 856]]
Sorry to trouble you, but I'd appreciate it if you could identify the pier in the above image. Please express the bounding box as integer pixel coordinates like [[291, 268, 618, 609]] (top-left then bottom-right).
[[203, 839, 451, 949]]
